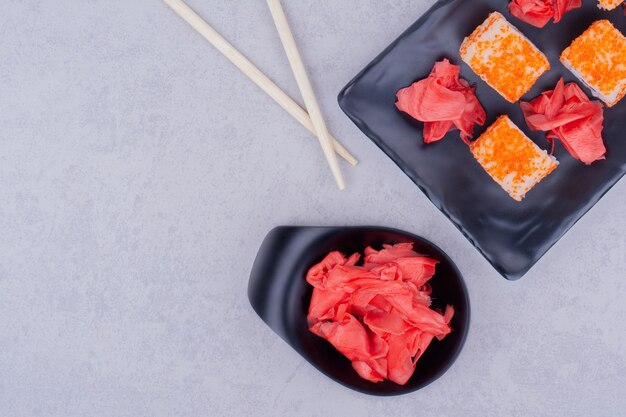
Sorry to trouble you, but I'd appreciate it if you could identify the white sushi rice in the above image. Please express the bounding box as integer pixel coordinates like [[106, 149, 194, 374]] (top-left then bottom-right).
[[472, 117, 558, 202], [560, 22, 626, 107], [597, 0, 623, 11], [561, 57, 622, 106], [503, 119, 559, 202], [460, 12, 549, 103]]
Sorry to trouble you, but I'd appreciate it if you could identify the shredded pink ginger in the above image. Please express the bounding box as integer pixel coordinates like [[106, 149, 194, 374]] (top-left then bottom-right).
[[395, 59, 486, 144], [521, 77, 605, 164], [306, 243, 454, 385], [508, 0, 581, 28]]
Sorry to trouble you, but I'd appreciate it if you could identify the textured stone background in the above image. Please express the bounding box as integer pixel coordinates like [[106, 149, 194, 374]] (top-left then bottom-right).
[[1, 1, 625, 416]]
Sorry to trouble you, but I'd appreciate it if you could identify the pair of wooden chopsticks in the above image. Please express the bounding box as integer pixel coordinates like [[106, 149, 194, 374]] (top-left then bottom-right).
[[163, 0, 356, 189]]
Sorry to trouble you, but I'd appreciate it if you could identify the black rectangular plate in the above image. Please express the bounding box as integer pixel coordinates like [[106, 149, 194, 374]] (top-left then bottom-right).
[[338, 0, 626, 280]]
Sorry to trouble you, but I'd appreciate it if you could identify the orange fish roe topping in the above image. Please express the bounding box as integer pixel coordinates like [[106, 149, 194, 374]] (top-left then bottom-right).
[[598, 0, 623, 10], [560, 20, 626, 107], [460, 12, 550, 103], [470, 116, 558, 201]]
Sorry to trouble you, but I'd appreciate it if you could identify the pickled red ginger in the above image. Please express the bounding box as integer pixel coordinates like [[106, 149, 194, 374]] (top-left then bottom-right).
[[521, 78, 605, 165], [396, 59, 486, 144], [306, 243, 454, 385], [508, 0, 581, 28]]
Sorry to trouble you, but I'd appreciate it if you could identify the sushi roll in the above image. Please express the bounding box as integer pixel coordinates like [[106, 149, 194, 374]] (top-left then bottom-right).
[[560, 20, 626, 107], [470, 116, 558, 201], [460, 12, 550, 103], [597, 0, 623, 10]]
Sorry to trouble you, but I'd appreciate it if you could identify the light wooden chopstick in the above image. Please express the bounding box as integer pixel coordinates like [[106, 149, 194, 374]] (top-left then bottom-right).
[[162, 0, 357, 168], [266, 0, 345, 190]]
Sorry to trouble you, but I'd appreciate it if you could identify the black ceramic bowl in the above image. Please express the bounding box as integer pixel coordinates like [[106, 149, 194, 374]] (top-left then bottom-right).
[[248, 226, 470, 396]]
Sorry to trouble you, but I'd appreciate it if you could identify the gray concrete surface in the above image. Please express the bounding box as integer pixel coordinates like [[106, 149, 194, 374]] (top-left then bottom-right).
[[1, 1, 625, 416]]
